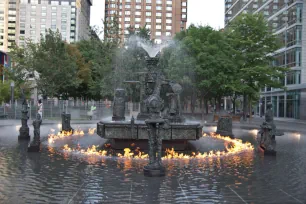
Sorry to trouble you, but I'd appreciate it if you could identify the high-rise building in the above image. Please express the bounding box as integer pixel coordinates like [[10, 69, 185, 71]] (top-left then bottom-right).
[[0, 0, 92, 52], [225, 0, 306, 120], [0, 0, 20, 52], [105, 0, 188, 44]]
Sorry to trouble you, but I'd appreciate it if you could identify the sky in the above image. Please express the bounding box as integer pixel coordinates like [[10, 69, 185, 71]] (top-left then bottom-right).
[[90, 0, 225, 32]]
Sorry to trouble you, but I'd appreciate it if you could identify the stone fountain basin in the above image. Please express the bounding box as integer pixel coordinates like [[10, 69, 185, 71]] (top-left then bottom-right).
[[97, 120, 202, 150]]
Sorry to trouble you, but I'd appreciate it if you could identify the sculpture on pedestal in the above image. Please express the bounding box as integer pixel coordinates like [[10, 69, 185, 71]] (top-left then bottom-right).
[[216, 111, 234, 138], [28, 114, 42, 152], [258, 103, 278, 155], [112, 88, 126, 121], [18, 93, 30, 140], [143, 71, 169, 177]]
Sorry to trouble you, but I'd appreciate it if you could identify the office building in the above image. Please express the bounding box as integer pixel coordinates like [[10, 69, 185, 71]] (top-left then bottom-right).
[[105, 0, 188, 43], [225, 0, 306, 119], [0, 0, 92, 51], [0, 0, 20, 52]]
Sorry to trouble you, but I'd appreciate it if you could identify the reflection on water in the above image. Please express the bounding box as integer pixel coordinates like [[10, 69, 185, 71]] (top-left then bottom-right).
[[0, 124, 305, 203]]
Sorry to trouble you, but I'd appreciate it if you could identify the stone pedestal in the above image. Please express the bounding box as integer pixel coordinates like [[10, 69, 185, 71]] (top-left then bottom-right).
[[216, 116, 234, 138], [61, 113, 73, 132], [28, 114, 42, 152], [112, 89, 126, 121], [18, 100, 30, 140]]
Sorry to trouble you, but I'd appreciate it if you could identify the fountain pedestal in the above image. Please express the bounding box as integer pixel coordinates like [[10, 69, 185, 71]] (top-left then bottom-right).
[[61, 113, 73, 132], [216, 116, 234, 138], [18, 100, 30, 140]]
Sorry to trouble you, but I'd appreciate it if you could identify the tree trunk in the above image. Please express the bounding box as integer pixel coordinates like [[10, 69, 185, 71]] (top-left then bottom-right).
[[232, 98, 236, 115], [204, 98, 208, 114], [217, 96, 222, 112], [243, 93, 248, 121]]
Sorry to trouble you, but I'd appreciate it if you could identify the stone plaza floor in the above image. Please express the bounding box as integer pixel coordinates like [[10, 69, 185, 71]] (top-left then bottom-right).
[[0, 123, 305, 203]]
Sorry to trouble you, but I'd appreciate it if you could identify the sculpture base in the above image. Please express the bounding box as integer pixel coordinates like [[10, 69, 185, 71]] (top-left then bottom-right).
[[27, 143, 40, 152], [216, 130, 234, 139], [258, 146, 276, 156], [137, 113, 151, 121], [164, 115, 185, 123], [143, 166, 166, 177], [18, 127, 30, 140], [61, 128, 74, 133], [18, 135, 30, 140], [112, 116, 125, 121]]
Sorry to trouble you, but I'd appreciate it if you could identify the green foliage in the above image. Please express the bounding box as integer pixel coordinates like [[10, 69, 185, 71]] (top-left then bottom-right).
[[0, 80, 30, 103], [226, 13, 288, 94]]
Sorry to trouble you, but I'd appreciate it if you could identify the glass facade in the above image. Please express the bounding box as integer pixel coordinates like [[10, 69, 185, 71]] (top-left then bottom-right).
[[226, 0, 305, 119]]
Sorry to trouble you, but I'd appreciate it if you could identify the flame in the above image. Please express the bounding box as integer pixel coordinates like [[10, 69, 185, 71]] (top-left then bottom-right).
[[48, 128, 85, 144], [61, 132, 254, 160], [88, 128, 96, 135]]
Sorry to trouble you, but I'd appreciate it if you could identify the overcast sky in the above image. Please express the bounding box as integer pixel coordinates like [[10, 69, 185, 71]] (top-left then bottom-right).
[[90, 0, 225, 31]]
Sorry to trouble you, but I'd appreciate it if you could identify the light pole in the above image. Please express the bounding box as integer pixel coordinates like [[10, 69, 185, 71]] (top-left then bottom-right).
[[10, 81, 14, 105]]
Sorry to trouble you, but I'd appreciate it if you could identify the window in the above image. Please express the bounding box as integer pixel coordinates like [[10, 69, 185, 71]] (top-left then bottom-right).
[[146, 18, 151, 22], [146, 0, 151, 3], [125, 4, 131, 9], [166, 7, 172, 11], [156, 0, 162, 4], [156, 6, 162, 10], [166, 25, 172, 30], [166, 19, 172, 23], [156, 25, 161, 29], [61, 1, 69, 5], [136, 5, 141, 9], [125, 17, 130, 21], [156, 19, 162, 23], [166, 1, 172, 5], [135, 11, 141, 15], [146, 6, 151, 10], [166, 32, 171, 36], [166, 13, 172, 17], [135, 24, 140, 28], [182, 2, 187, 6], [156, 13, 162, 17], [51, 6, 57, 11], [135, 18, 141, 22], [156, 32, 161, 36], [182, 14, 186, 18], [146, 12, 151, 16], [125, 11, 130, 15], [182, 8, 186, 12]]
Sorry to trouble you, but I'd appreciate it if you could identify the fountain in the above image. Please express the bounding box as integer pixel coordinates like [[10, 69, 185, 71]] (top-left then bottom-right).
[[97, 42, 202, 151]]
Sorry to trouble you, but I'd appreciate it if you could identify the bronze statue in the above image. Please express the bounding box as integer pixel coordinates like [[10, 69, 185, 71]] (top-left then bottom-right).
[[258, 103, 278, 155]]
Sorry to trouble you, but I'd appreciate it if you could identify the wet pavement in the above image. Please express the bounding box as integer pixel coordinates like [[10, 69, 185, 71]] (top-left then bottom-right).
[[0, 124, 305, 204]]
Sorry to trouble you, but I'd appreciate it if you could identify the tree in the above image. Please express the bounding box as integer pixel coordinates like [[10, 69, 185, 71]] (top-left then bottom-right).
[[9, 30, 81, 99], [226, 13, 288, 120]]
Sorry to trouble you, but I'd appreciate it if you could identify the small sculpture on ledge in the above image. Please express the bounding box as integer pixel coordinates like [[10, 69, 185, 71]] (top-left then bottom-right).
[[258, 103, 281, 155], [28, 114, 42, 152], [112, 88, 126, 121]]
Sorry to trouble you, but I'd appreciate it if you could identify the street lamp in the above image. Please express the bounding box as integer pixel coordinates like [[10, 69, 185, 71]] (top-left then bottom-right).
[[10, 81, 14, 105]]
